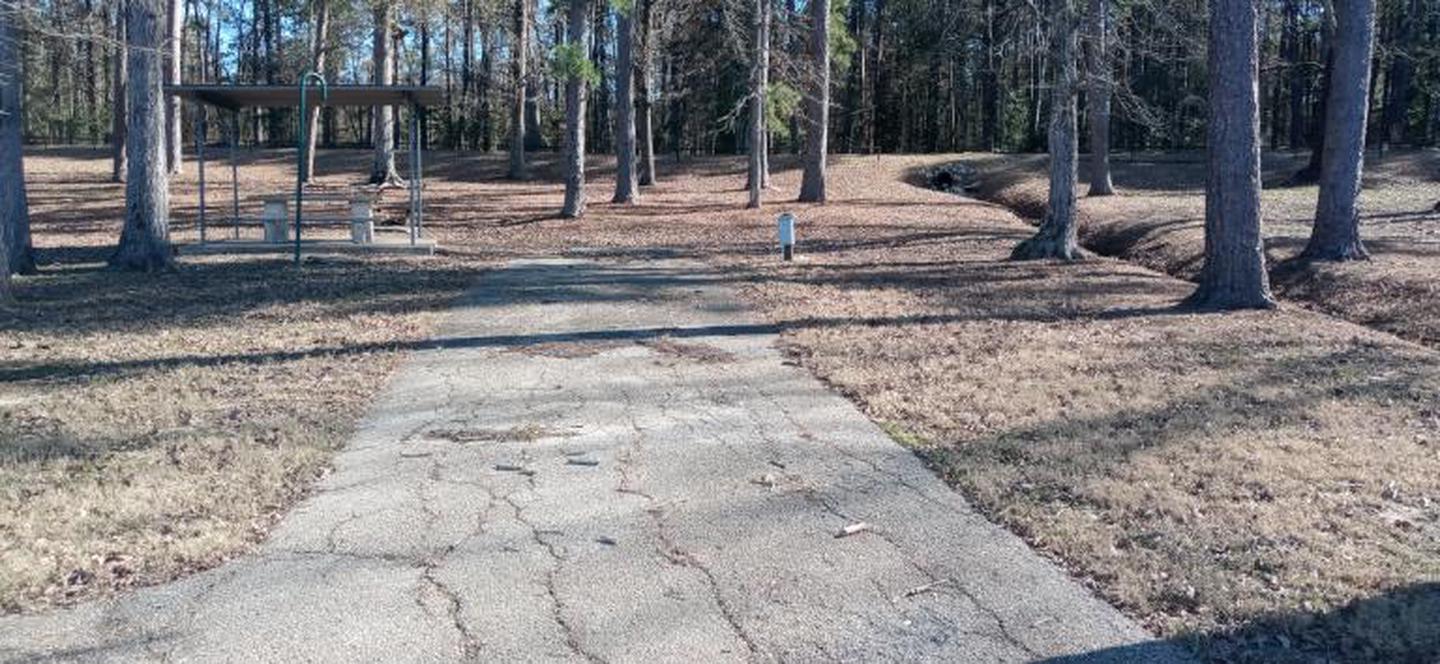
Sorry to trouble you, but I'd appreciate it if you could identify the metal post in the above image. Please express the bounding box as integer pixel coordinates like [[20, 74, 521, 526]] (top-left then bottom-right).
[[230, 111, 240, 240], [409, 106, 418, 246], [294, 72, 328, 266], [415, 105, 424, 242], [195, 105, 207, 244]]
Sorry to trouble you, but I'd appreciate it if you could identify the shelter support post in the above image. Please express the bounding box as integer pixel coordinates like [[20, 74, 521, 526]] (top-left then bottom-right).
[[195, 105, 207, 243], [229, 111, 240, 239], [408, 106, 418, 246]]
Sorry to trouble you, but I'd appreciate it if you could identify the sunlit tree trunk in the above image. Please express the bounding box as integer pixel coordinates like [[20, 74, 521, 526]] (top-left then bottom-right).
[[111, 0, 174, 272], [1187, 0, 1275, 309], [508, 0, 527, 179], [1012, 0, 1080, 260], [1, 0, 34, 278], [797, 0, 828, 202], [613, 5, 638, 203], [759, 0, 770, 187], [301, 0, 329, 183], [369, 0, 401, 185], [165, 0, 182, 174], [112, 0, 128, 184], [636, 0, 656, 186], [561, 0, 590, 218], [1306, 0, 1376, 260], [747, 0, 766, 208], [1086, 0, 1114, 196]]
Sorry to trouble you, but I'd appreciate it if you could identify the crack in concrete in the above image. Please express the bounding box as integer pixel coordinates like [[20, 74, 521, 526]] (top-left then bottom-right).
[[796, 485, 1040, 660], [501, 491, 607, 664], [618, 381, 762, 661], [417, 545, 484, 662], [751, 378, 973, 520]]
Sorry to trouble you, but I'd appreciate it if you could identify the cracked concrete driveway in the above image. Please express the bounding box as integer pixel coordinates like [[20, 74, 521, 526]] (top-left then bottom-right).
[[0, 259, 1192, 663]]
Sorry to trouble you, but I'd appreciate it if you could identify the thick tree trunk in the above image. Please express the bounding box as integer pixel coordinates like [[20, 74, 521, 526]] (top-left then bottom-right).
[[301, 0, 329, 183], [165, 0, 182, 174], [1085, 0, 1115, 196], [1013, 1, 1080, 260], [1306, 0, 1376, 260], [1, 1, 34, 277], [523, 7, 545, 155], [636, 0, 656, 185], [111, 0, 173, 272], [369, 1, 402, 185], [1187, 0, 1275, 309], [612, 9, 638, 203], [797, 0, 829, 202], [560, 0, 589, 218], [747, 0, 766, 208], [112, 0, 128, 183], [508, 0, 527, 179]]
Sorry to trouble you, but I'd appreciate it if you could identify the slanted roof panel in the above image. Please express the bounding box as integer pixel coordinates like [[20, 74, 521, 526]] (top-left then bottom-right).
[[167, 85, 444, 110]]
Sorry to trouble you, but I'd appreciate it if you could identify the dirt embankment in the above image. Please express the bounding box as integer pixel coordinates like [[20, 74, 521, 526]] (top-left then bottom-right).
[[947, 151, 1440, 348]]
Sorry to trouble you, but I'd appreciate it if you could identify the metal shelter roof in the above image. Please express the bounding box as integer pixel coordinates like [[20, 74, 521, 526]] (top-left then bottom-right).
[[166, 85, 444, 111]]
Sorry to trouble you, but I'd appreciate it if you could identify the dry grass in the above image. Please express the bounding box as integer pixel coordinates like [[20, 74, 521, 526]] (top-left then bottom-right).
[[1, 151, 475, 612], [957, 149, 1440, 347], [5, 148, 1439, 662]]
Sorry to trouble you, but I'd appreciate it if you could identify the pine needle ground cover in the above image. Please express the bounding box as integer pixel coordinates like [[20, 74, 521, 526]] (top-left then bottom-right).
[[1, 151, 474, 612], [960, 149, 1440, 348], [4, 150, 1437, 662]]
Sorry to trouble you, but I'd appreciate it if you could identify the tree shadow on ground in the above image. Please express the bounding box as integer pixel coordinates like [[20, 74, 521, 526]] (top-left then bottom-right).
[[0, 254, 477, 338], [1042, 583, 1440, 663]]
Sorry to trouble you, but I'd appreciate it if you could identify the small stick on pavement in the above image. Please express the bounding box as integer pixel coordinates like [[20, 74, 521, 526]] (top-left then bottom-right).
[[898, 578, 954, 599], [835, 522, 872, 538], [566, 458, 600, 467]]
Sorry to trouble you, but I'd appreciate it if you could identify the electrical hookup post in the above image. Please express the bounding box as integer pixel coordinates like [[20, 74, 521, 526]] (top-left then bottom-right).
[[778, 213, 796, 261]]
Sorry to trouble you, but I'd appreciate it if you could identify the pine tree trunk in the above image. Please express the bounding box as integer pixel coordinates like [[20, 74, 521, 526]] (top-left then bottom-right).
[[981, 0, 999, 151], [1013, 0, 1080, 260], [508, 0, 527, 179], [479, 26, 497, 151], [747, 0, 766, 208], [1085, 0, 1115, 196], [612, 9, 638, 203], [1306, 0, 1376, 261], [112, 0, 129, 184], [301, 0, 329, 183], [164, 0, 182, 175], [1294, 13, 1336, 184], [1283, 0, 1305, 148], [1187, 0, 1275, 309], [636, 0, 656, 185], [369, 1, 401, 185], [111, 0, 173, 272], [523, 0, 545, 154], [759, 0, 771, 187], [798, 0, 829, 203], [560, 0, 589, 218], [1, 1, 34, 277]]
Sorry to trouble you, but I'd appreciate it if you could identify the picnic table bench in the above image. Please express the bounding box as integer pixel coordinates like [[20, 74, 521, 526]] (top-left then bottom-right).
[[261, 191, 376, 244]]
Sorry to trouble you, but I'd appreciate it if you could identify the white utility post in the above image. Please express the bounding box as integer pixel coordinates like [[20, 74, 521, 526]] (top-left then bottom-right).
[[778, 212, 796, 261]]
